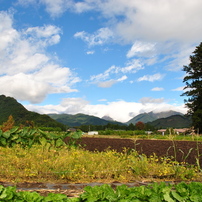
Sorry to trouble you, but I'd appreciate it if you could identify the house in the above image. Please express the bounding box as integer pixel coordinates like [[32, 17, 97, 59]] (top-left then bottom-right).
[[88, 131, 98, 135], [67, 128, 77, 132], [174, 128, 189, 135], [157, 129, 166, 136], [157, 128, 189, 135]]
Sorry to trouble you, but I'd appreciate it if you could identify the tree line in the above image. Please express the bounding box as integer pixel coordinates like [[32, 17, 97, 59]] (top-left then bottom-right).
[[74, 121, 156, 132]]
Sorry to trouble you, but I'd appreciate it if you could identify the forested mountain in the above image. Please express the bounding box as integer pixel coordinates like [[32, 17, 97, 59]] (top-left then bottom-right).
[[48, 113, 125, 127], [0, 94, 191, 130], [0, 95, 65, 129], [148, 115, 192, 129], [126, 111, 183, 125]]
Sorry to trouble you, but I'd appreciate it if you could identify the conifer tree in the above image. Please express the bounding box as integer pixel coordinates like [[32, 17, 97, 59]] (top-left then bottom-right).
[[182, 42, 202, 133]]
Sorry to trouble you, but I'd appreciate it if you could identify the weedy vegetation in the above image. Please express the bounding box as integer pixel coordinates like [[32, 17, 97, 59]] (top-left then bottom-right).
[[1, 117, 202, 201]]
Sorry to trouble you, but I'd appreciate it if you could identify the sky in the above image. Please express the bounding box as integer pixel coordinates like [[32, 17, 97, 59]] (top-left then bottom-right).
[[0, 0, 202, 123]]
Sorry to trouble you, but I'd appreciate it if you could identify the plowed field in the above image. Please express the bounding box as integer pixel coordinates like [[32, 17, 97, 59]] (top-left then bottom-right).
[[66, 137, 202, 166]]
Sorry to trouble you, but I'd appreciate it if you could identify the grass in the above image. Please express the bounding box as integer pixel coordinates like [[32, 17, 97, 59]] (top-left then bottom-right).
[[97, 130, 202, 141], [0, 145, 201, 184]]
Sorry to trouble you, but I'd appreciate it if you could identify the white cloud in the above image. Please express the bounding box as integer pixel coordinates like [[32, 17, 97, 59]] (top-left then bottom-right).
[[90, 59, 143, 84], [172, 86, 185, 91], [42, 0, 73, 17], [151, 87, 164, 91], [25, 97, 187, 122], [18, 0, 74, 17], [25, 25, 62, 45], [139, 97, 165, 105], [111, 0, 202, 43], [74, 27, 114, 46], [18, 0, 202, 44], [137, 73, 165, 82], [86, 50, 95, 55], [97, 75, 127, 88], [127, 41, 156, 58], [98, 99, 107, 102], [0, 11, 80, 103], [0, 73, 50, 103], [17, 0, 201, 73], [117, 75, 127, 82], [166, 45, 195, 71], [98, 80, 116, 88]]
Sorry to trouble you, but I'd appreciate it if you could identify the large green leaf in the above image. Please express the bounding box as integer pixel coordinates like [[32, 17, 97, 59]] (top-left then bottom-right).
[[55, 138, 65, 147], [9, 127, 19, 134], [11, 134, 19, 141], [0, 137, 7, 146], [0, 130, 3, 137], [2, 131, 11, 139], [39, 137, 47, 147], [44, 193, 68, 201]]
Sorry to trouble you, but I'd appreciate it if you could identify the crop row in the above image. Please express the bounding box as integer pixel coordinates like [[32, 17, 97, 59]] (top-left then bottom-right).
[[1, 181, 202, 201], [0, 127, 82, 149]]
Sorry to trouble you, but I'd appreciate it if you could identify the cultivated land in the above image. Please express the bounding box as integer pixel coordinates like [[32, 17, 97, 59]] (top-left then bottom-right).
[[74, 137, 202, 166], [1, 135, 202, 198]]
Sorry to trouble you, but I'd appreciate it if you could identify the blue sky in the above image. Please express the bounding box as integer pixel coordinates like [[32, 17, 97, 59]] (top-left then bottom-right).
[[0, 0, 201, 122]]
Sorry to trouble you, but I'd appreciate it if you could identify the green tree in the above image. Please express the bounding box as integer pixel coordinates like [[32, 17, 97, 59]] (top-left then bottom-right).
[[182, 42, 202, 133], [127, 123, 136, 130]]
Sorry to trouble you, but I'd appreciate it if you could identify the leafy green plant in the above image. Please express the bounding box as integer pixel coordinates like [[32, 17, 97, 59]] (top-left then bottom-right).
[[0, 127, 69, 149], [0, 185, 76, 201], [78, 182, 202, 202], [65, 130, 83, 148]]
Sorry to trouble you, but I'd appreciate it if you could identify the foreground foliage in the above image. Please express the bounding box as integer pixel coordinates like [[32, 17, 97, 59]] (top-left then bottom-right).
[[1, 182, 202, 201], [0, 126, 82, 149]]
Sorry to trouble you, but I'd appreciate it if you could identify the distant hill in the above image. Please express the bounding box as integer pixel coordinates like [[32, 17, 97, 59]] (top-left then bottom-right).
[[102, 115, 114, 121], [48, 113, 125, 127], [0, 95, 65, 129], [148, 115, 192, 129], [126, 110, 183, 125]]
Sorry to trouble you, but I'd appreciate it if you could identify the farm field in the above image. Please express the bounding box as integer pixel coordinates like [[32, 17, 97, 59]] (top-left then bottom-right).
[[75, 137, 202, 166], [1, 129, 202, 200]]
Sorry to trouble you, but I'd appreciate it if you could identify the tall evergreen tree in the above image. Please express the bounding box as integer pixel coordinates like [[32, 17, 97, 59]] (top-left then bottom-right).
[[182, 42, 202, 133]]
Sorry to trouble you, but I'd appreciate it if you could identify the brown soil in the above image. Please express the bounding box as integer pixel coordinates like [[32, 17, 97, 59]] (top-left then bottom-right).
[[77, 137, 202, 166]]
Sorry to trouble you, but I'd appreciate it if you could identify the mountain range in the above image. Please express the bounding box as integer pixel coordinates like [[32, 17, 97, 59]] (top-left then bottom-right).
[[48, 111, 191, 129], [48, 113, 125, 127], [147, 114, 192, 129], [126, 111, 183, 125], [0, 94, 192, 129]]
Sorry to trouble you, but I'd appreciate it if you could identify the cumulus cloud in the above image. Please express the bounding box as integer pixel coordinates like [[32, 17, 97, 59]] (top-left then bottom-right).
[[171, 86, 185, 91], [137, 73, 165, 82], [0, 11, 80, 103], [18, 0, 202, 43], [151, 87, 164, 91], [112, 0, 202, 43], [17, 0, 201, 72], [74, 27, 114, 46]]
